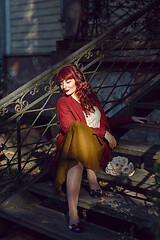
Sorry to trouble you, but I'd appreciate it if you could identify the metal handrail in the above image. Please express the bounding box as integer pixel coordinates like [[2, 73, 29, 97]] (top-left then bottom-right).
[[0, 0, 160, 197], [0, 0, 158, 109]]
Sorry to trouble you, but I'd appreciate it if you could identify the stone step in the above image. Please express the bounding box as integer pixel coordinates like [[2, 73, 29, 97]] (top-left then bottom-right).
[[28, 179, 157, 231], [0, 203, 136, 240]]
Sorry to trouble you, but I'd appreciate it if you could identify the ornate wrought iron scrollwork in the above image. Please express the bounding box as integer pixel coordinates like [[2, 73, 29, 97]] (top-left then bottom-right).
[[0, 107, 8, 116], [30, 87, 39, 96], [84, 51, 94, 59], [0, 0, 159, 196], [44, 81, 58, 92], [44, 74, 58, 92], [15, 97, 29, 113], [74, 62, 84, 72], [118, 31, 132, 41]]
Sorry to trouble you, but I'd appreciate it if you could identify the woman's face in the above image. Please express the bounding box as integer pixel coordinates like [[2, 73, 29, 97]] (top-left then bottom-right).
[[60, 79, 76, 97]]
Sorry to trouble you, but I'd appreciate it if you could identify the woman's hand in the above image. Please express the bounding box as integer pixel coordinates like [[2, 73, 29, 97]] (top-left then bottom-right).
[[104, 131, 117, 149], [132, 116, 148, 124]]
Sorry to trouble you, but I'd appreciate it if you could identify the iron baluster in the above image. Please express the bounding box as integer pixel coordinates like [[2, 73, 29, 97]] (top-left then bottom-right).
[[16, 119, 22, 179]]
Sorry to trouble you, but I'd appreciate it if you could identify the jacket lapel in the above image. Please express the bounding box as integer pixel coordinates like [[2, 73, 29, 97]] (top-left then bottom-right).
[[67, 96, 87, 124]]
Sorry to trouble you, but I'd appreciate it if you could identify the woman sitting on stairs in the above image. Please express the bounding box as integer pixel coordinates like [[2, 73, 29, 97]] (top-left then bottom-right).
[[49, 65, 147, 233]]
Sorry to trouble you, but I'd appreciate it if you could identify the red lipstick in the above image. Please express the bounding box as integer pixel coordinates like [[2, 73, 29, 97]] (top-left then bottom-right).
[[65, 89, 70, 92]]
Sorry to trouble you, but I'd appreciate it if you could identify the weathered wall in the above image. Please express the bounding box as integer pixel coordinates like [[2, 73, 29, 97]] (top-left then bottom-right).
[[4, 51, 69, 95], [10, 0, 63, 54]]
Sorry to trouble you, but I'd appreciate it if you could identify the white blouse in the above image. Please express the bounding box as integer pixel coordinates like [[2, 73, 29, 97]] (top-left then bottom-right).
[[83, 106, 101, 128]]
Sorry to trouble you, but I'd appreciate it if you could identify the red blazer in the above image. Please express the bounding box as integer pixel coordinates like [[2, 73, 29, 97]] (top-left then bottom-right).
[[49, 95, 132, 178]]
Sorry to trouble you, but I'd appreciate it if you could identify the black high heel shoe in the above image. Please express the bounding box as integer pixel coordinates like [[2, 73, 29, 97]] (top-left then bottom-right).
[[65, 212, 84, 233], [68, 221, 84, 233], [90, 189, 102, 198]]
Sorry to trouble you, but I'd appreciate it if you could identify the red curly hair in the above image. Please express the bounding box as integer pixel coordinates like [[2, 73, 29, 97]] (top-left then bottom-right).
[[56, 65, 97, 114]]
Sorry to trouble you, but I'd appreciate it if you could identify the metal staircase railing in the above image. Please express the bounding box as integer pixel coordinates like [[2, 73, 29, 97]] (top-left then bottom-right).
[[75, 0, 154, 40], [0, 0, 160, 198]]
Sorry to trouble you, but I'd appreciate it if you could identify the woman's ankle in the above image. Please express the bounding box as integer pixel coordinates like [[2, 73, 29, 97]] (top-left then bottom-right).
[[69, 210, 79, 225], [87, 169, 101, 190], [88, 181, 101, 191]]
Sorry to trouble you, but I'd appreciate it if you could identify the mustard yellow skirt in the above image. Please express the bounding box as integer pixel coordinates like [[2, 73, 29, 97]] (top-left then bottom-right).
[[55, 121, 105, 193]]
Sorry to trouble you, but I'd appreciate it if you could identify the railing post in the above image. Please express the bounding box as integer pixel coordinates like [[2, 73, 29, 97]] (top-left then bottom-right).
[[16, 118, 22, 180]]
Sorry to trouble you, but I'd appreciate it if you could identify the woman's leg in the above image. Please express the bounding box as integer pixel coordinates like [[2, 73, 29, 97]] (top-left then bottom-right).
[[66, 161, 84, 225], [87, 168, 101, 190], [55, 121, 104, 194]]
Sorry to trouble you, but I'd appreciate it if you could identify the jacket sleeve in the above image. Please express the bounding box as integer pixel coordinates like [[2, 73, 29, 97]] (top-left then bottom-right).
[[56, 98, 76, 134], [107, 115, 132, 130], [90, 124, 105, 139]]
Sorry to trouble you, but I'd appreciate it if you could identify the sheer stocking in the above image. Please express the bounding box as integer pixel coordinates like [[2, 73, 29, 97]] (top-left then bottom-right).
[[87, 168, 101, 191], [66, 162, 84, 225]]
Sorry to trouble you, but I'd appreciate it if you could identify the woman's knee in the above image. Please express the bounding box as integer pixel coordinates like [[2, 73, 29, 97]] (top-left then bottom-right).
[[67, 161, 84, 175], [69, 121, 84, 129], [68, 121, 87, 134], [76, 161, 84, 170]]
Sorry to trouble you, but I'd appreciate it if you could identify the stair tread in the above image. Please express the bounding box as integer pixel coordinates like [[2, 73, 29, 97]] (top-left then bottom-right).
[[114, 139, 160, 156], [97, 167, 159, 192], [135, 101, 160, 109], [0, 204, 135, 240], [121, 122, 160, 133], [29, 179, 157, 228]]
